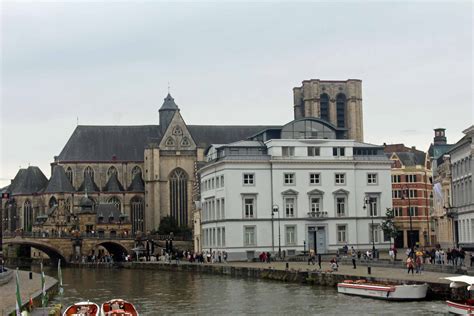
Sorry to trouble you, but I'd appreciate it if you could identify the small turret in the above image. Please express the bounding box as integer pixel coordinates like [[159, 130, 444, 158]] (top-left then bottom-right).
[[434, 128, 447, 145], [159, 93, 179, 133]]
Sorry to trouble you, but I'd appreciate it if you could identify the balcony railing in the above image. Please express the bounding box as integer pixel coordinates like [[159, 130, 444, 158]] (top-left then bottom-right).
[[307, 211, 328, 218]]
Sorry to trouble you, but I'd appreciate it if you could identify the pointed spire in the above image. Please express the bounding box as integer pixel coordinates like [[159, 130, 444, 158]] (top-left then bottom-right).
[[159, 93, 179, 111]]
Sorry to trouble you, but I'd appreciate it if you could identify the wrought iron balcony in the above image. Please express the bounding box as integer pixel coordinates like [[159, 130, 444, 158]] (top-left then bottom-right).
[[307, 211, 328, 218]]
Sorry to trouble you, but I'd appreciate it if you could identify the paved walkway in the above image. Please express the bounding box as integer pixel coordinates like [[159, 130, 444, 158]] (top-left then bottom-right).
[[0, 270, 56, 315]]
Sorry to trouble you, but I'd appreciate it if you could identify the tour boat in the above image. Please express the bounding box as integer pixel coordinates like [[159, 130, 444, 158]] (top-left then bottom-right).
[[444, 276, 474, 315], [100, 299, 139, 316], [63, 301, 100, 316], [337, 280, 428, 300]]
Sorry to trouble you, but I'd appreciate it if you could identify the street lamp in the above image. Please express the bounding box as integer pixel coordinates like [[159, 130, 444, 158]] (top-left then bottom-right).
[[402, 187, 414, 257], [363, 196, 376, 258], [272, 205, 281, 259], [271, 209, 275, 254]]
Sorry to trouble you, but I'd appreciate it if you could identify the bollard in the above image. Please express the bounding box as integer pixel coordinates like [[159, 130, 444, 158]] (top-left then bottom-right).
[[367, 266, 371, 275], [29, 271, 33, 279]]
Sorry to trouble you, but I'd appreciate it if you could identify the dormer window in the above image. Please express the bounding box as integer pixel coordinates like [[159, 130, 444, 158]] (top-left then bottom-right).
[[282, 146, 295, 157]]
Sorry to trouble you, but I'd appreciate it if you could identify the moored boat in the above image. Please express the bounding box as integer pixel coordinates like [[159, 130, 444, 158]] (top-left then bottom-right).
[[337, 280, 428, 300], [63, 301, 100, 316], [101, 299, 139, 316], [444, 276, 474, 315]]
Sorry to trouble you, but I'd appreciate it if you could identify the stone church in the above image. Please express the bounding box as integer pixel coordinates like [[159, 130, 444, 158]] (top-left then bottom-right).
[[1, 79, 364, 236]]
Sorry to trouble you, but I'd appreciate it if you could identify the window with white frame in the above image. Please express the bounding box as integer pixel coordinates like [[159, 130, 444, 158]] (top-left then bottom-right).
[[366, 196, 378, 216], [333, 147, 345, 157], [367, 173, 378, 184], [307, 147, 320, 157], [335, 173, 345, 185], [217, 227, 221, 246], [394, 207, 403, 217], [244, 226, 256, 246], [392, 175, 401, 183], [336, 197, 346, 217], [222, 227, 226, 246], [408, 206, 418, 216], [221, 175, 224, 187], [243, 196, 256, 218], [221, 198, 225, 219], [337, 225, 347, 243], [392, 190, 402, 199], [284, 173, 295, 185], [282, 146, 295, 157], [286, 226, 296, 245], [407, 174, 417, 183], [243, 173, 255, 185], [409, 189, 417, 198], [284, 197, 296, 217], [216, 199, 221, 220], [309, 173, 321, 185], [369, 224, 380, 243], [310, 197, 321, 213]]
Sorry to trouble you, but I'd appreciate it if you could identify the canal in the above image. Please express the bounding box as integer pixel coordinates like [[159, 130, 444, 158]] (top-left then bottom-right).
[[42, 267, 447, 315]]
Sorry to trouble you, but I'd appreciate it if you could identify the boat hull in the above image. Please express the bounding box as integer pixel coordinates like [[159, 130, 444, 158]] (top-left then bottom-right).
[[100, 298, 139, 316], [63, 302, 100, 316], [337, 282, 428, 300], [447, 301, 474, 315]]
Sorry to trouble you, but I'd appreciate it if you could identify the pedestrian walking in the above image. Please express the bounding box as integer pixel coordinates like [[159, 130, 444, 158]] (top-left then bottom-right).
[[406, 257, 414, 274], [318, 253, 322, 269], [351, 247, 357, 269]]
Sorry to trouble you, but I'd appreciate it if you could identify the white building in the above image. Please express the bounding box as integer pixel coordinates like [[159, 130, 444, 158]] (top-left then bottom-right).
[[450, 125, 474, 249], [198, 119, 392, 261]]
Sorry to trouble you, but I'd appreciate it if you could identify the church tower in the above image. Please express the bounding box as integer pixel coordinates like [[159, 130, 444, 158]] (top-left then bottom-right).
[[293, 79, 364, 141], [159, 93, 180, 133]]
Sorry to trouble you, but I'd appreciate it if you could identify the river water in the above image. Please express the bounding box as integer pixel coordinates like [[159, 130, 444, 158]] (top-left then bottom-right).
[[42, 267, 447, 315]]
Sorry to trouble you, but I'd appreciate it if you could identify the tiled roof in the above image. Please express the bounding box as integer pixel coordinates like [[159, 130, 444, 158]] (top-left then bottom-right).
[[8, 166, 48, 195], [44, 165, 75, 193], [127, 172, 144, 192], [103, 173, 124, 192], [78, 173, 100, 192]]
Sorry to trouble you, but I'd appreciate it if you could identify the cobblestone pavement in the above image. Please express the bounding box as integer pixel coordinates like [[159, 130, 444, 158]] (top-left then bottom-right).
[[0, 269, 56, 315]]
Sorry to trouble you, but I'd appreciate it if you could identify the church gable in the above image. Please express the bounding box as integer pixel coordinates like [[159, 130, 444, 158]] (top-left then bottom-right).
[[159, 112, 197, 150]]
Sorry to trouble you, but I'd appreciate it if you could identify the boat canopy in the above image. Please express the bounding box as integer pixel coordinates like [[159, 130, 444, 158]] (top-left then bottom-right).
[[444, 276, 474, 290]]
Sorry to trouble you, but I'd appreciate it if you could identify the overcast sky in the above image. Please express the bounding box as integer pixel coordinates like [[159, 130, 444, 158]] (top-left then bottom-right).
[[1, 1, 473, 187]]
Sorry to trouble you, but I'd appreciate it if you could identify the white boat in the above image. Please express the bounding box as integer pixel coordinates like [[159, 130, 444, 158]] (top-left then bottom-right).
[[337, 280, 428, 300], [100, 298, 139, 316], [444, 276, 474, 315], [63, 301, 100, 316]]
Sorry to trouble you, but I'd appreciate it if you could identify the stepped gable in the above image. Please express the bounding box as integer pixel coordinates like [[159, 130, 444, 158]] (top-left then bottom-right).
[[78, 173, 100, 192], [128, 172, 145, 192], [44, 165, 75, 193], [103, 173, 124, 192], [8, 166, 48, 195]]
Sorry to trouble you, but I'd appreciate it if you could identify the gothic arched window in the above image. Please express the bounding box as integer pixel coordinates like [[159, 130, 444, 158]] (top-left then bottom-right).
[[49, 196, 58, 208], [336, 93, 346, 128], [131, 166, 142, 177], [23, 200, 32, 232], [66, 167, 73, 184], [107, 166, 118, 179], [169, 168, 188, 226], [84, 166, 94, 180], [108, 196, 122, 212], [320, 93, 330, 122], [130, 196, 144, 234]]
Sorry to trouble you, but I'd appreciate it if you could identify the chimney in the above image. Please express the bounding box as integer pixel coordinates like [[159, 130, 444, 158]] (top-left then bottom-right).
[[434, 128, 447, 145]]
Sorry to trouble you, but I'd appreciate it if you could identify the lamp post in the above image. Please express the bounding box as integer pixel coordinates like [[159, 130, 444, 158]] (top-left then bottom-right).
[[273, 205, 281, 259], [402, 186, 414, 257], [363, 196, 376, 257], [271, 210, 275, 254]]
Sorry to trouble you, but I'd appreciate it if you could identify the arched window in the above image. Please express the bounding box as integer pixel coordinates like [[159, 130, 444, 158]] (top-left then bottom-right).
[[336, 93, 346, 128], [130, 196, 144, 234], [84, 166, 94, 180], [7, 199, 18, 232], [23, 200, 32, 232], [66, 167, 73, 184], [131, 166, 142, 177], [169, 168, 188, 226], [49, 196, 58, 208], [108, 196, 122, 212], [107, 166, 118, 179], [65, 198, 71, 212], [320, 94, 330, 122]]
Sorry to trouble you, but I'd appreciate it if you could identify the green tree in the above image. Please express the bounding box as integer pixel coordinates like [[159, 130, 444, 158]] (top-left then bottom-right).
[[157, 216, 180, 235], [381, 208, 398, 249]]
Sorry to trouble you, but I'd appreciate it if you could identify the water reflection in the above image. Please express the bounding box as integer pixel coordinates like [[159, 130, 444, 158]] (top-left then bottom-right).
[[40, 267, 447, 315]]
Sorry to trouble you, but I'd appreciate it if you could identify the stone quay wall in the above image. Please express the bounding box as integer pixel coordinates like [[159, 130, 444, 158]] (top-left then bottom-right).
[[126, 262, 452, 300]]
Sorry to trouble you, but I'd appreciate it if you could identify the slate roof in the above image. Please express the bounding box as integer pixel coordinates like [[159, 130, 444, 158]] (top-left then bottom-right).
[[385, 151, 427, 167], [8, 166, 48, 195], [128, 172, 145, 192], [44, 165, 75, 193], [103, 173, 124, 192], [78, 173, 100, 192], [96, 204, 128, 222], [57, 124, 269, 162], [159, 93, 180, 111]]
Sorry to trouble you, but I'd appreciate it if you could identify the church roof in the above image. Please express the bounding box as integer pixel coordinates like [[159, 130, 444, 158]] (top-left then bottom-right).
[[8, 166, 48, 195], [57, 124, 269, 162], [78, 173, 100, 192], [44, 165, 75, 193], [103, 173, 124, 192], [159, 93, 180, 111]]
